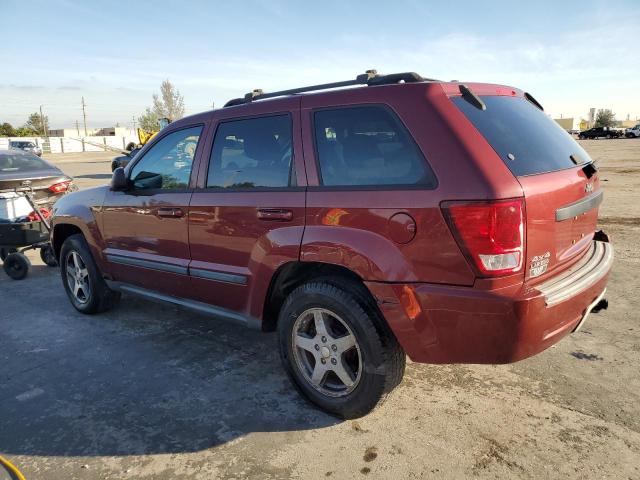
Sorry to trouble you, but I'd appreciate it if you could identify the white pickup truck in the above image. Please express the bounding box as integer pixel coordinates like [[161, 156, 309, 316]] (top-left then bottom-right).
[[625, 124, 640, 138]]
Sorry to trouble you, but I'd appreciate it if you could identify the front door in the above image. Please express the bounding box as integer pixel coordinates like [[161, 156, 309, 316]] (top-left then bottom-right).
[[101, 125, 204, 298], [188, 102, 306, 319]]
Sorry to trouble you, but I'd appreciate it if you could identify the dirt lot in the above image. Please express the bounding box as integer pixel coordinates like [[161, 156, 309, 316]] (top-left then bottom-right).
[[1, 140, 639, 479]]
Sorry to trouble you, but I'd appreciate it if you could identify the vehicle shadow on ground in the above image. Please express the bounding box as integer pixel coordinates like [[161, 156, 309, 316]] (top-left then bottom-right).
[[0, 272, 340, 457]]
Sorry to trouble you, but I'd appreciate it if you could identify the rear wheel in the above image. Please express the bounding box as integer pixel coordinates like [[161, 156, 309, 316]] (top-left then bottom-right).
[[278, 281, 405, 418], [3, 252, 30, 280], [60, 234, 120, 314]]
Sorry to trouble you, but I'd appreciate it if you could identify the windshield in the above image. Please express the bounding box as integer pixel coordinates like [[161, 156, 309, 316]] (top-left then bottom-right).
[[10, 141, 35, 148], [0, 152, 50, 172], [452, 95, 593, 176]]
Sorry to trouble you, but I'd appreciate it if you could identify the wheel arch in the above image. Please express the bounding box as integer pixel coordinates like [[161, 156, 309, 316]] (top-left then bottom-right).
[[52, 223, 84, 259], [261, 261, 389, 336]]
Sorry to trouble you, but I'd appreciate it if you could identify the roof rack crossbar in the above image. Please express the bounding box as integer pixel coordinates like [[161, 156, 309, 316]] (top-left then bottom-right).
[[223, 70, 433, 107]]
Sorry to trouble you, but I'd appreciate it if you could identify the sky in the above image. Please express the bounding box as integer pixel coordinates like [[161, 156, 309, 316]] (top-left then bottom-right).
[[1, 0, 639, 129]]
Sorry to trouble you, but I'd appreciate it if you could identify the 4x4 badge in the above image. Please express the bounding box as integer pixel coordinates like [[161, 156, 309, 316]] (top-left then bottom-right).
[[530, 251, 550, 278]]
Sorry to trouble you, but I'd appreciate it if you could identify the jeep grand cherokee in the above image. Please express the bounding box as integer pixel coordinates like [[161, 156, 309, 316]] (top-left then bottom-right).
[[51, 71, 612, 418]]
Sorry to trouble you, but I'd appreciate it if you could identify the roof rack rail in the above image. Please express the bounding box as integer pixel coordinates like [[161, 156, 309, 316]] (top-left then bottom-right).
[[223, 70, 435, 107]]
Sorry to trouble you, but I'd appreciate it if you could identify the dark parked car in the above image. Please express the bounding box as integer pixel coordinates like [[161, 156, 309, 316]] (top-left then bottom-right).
[[578, 127, 621, 139], [0, 150, 75, 206], [111, 147, 141, 172], [51, 71, 612, 418], [9, 140, 42, 156], [1, 149, 75, 261]]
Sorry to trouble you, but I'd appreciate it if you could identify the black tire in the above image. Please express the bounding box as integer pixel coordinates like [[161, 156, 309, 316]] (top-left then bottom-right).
[[3, 252, 30, 280], [578, 135, 585, 140], [0, 247, 18, 262], [606, 134, 612, 139], [40, 245, 58, 267], [111, 161, 118, 172], [60, 234, 120, 314], [278, 281, 405, 419]]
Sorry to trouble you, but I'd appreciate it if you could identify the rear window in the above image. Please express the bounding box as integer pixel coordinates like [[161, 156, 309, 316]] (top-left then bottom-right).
[[452, 96, 593, 176], [0, 153, 49, 172]]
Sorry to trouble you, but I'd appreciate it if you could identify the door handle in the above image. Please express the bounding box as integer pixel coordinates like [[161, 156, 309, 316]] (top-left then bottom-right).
[[157, 208, 184, 218], [257, 208, 293, 221]]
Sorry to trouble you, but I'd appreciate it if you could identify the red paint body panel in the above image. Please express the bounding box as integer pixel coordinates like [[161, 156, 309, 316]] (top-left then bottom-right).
[[366, 250, 610, 363], [518, 167, 600, 283], [188, 190, 306, 317]]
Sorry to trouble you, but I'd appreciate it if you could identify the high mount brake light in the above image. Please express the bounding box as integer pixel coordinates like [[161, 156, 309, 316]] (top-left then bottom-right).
[[49, 181, 71, 194], [442, 199, 525, 277]]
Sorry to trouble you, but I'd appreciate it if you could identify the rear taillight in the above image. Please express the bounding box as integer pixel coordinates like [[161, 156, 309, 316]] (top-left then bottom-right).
[[49, 181, 71, 194], [442, 199, 525, 277]]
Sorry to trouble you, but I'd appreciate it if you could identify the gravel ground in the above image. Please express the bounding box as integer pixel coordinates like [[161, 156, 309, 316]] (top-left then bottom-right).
[[0, 140, 638, 479]]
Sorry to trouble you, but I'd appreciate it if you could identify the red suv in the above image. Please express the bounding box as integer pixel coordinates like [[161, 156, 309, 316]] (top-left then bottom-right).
[[51, 71, 612, 418]]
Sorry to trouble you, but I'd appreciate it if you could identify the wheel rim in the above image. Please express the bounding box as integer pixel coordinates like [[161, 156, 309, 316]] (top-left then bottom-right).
[[291, 307, 362, 397], [66, 251, 90, 304]]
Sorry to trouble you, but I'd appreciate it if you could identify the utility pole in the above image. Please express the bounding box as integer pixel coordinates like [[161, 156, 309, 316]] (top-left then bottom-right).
[[132, 115, 137, 132], [81, 96, 88, 136], [75, 120, 80, 136], [39, 105, 47, 137]]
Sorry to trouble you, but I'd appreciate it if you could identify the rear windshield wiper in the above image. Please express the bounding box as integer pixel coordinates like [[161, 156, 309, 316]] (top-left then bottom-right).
[[524, 92, 544, 111], [459, 84, 486, 111], [571, 154, 598, 178]]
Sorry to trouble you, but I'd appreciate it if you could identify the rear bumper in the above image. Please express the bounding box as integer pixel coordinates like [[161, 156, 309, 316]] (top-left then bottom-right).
[[366, 239, 613, 364]]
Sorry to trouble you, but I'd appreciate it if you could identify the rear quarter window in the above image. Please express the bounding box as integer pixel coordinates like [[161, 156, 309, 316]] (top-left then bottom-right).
[[313, 105, 436, 188], [452, 96, 593, 176]]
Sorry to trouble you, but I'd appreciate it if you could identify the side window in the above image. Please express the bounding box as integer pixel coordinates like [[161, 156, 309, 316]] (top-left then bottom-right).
[[207, 115, 293, 189], [130, 126, 202, 190], [313, 106, 436, 188]]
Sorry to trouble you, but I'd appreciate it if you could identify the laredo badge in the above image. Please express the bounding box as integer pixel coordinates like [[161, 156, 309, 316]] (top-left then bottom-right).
[[530, 251, 550, 277]]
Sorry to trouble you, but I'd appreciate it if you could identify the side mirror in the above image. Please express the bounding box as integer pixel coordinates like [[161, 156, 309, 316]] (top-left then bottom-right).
[[111, 167, 129, 191]]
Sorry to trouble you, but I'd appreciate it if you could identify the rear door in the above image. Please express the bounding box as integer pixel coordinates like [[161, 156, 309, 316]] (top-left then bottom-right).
[[452, 95, 601, 282], [188, 99, 306, 317]]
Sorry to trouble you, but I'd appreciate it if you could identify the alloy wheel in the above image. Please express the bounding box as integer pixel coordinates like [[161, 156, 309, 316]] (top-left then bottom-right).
[[66, 251, 91, 304], [291, 307, 362, 397]]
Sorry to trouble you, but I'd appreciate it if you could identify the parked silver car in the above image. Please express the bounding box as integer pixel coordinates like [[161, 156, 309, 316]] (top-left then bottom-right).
[[9, 140, 43, 157]]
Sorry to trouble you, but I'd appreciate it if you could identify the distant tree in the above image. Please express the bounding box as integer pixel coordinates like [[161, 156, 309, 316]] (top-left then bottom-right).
[[14, 127, 38, 137], [0, 122, 15, 136], [138, 107, 160, 132], [152, 79, 185, 121], [24, 112, 49, 135], [595, 109, 616, 128]]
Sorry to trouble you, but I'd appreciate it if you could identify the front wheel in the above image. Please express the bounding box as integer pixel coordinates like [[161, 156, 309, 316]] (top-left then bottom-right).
[[278, 281, 405, 418], [578, 135, 585, 140], [60, 234, 120, 314]]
